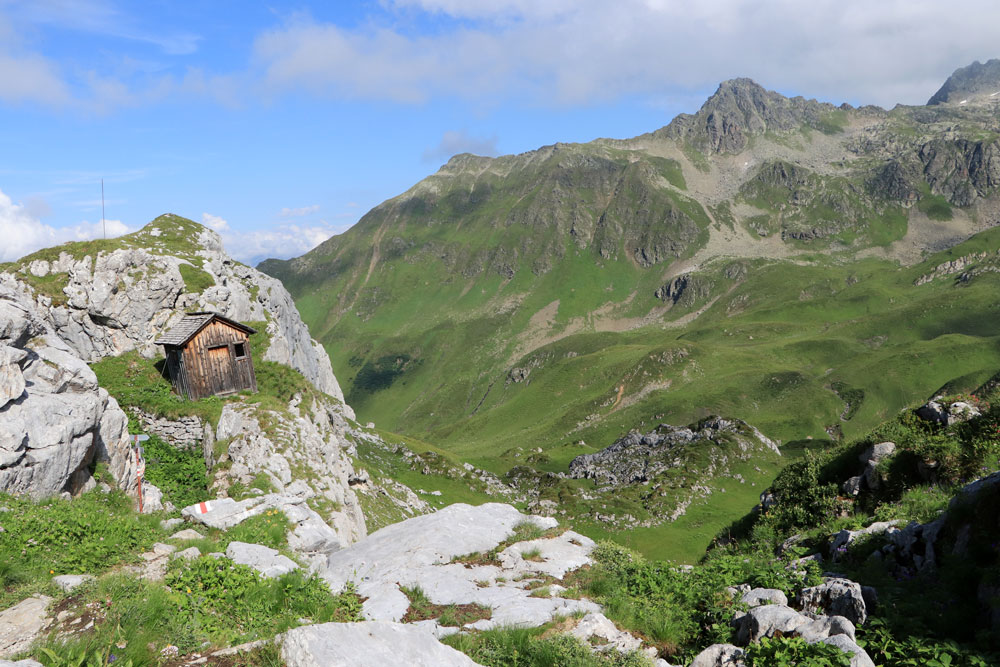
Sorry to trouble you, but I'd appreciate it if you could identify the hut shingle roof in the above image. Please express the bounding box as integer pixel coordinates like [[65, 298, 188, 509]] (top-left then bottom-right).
[[154, 312, 256, 347]]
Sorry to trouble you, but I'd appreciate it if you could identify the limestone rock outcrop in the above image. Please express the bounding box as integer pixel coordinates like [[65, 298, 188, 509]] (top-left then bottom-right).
[[321, 503, 600, 631], [0, 276, 138, 498], [5, 215, 346, 407]]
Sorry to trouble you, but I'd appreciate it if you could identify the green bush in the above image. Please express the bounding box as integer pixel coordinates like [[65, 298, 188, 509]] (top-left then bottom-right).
[[141, 435, 209, 509], [745, 637, 851, 666], [581, 545, 821, 660]]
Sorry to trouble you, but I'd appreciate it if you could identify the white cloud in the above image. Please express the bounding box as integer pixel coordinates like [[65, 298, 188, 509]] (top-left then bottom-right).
[[0, 188, 131, 262], [217, 222, 340, 265], [201, 212, 230, 231], [252, 1, 1000, 108], [423, 129, 498, 162], [278, 205, 320, 218]]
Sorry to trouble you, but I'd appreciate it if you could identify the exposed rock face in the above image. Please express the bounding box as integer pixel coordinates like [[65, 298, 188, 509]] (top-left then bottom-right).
[[654, 273, 713, 306], [659, 78, 841, 153], [916, 399, 981, 426], [928, 59, 1000, 105], [0, 276, 138, 498], [7, 216, 345, 406], [569, 416, 779, 487], [212, 399, 370, 548]]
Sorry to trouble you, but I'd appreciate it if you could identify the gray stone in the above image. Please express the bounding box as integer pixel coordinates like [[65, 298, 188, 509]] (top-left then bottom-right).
[[226, 541, 298, 578], [842, 476, 863, 497], [152, 542, 177, 556], [0, 660, 46, 667], [859, 442, 895, 464], [160, 518, 184, 531], [169, 529, 204, 541], [570, 612, 643, 653], [740, 587, 787, 608], [52, 574, 94, 593], [281, 621, 483, 667], [917, 400, 981, 426], [0, 346, 26, 408], [173, 547, 202, 560], [799, 578, 868, 625], [796, 614, 856, 642], [0, 278, 137, 500], [689, 643, 746, 667], [0, 595, 52, 658], [733, 604, 810, 644], [830, 521, 901, 558]]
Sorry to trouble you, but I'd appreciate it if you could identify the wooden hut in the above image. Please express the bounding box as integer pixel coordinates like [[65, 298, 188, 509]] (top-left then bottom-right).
[[155, 312, 258, 399]]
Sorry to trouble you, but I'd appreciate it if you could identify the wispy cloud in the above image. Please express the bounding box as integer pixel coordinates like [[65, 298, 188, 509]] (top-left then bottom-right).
[[8, 0, 200, 55], [251, 0, 1000, 108], [422, 129, 498, 162], [278, 204, 320, 217]]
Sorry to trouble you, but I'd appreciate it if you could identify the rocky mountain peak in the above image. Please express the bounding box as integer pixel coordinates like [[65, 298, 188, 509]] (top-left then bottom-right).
[[658, 77, 840, 154], [927, 58, 1000, 105]]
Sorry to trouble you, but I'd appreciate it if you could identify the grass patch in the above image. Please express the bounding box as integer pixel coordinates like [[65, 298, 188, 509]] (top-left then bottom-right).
[[400, 585, 492, 626], [91, 350, 225, 426], [32, 560, 362, 665], [178, 262, 215, 293], [0, 491, 159, 598]]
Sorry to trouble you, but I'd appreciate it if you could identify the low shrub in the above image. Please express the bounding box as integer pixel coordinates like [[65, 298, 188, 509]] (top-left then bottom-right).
[[744, 636, 851, 666], [141, 434, 208, 509]]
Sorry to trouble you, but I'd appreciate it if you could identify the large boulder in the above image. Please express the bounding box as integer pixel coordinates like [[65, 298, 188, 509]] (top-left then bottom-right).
[[281, 622, 483, 667], [740, 587, 787, 608], [799, 578, 868, 625], [732, 604, 810, 644]]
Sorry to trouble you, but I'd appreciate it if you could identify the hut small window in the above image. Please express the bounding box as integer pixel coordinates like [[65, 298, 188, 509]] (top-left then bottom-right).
[[234, 342, 247, 359]]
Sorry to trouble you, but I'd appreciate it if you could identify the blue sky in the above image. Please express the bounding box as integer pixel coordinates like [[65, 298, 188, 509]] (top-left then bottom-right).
[[1, 0, 998, 264]]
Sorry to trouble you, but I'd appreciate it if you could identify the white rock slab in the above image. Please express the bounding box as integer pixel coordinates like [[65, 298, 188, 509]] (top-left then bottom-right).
[[0, 596, 51, 658], [321, 503, 598, 629], [281, 622, 483, 667]]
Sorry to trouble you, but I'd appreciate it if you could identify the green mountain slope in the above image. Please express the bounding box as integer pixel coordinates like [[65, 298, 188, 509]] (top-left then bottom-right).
[[261, 72, 1000, 557]]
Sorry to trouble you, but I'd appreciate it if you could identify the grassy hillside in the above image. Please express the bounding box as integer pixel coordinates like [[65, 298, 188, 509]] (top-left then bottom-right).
[[260, 79, 1000, 560]]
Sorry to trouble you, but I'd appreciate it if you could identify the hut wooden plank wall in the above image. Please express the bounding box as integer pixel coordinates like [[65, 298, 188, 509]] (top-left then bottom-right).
[[156, 312, 258, 400]]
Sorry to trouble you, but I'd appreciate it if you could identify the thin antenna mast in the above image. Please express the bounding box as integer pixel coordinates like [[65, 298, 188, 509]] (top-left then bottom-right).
[[101, 179, 106, 240]]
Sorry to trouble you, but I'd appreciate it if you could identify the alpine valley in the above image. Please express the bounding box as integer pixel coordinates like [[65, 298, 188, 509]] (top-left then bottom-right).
[[0, 61, 998, 667]]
